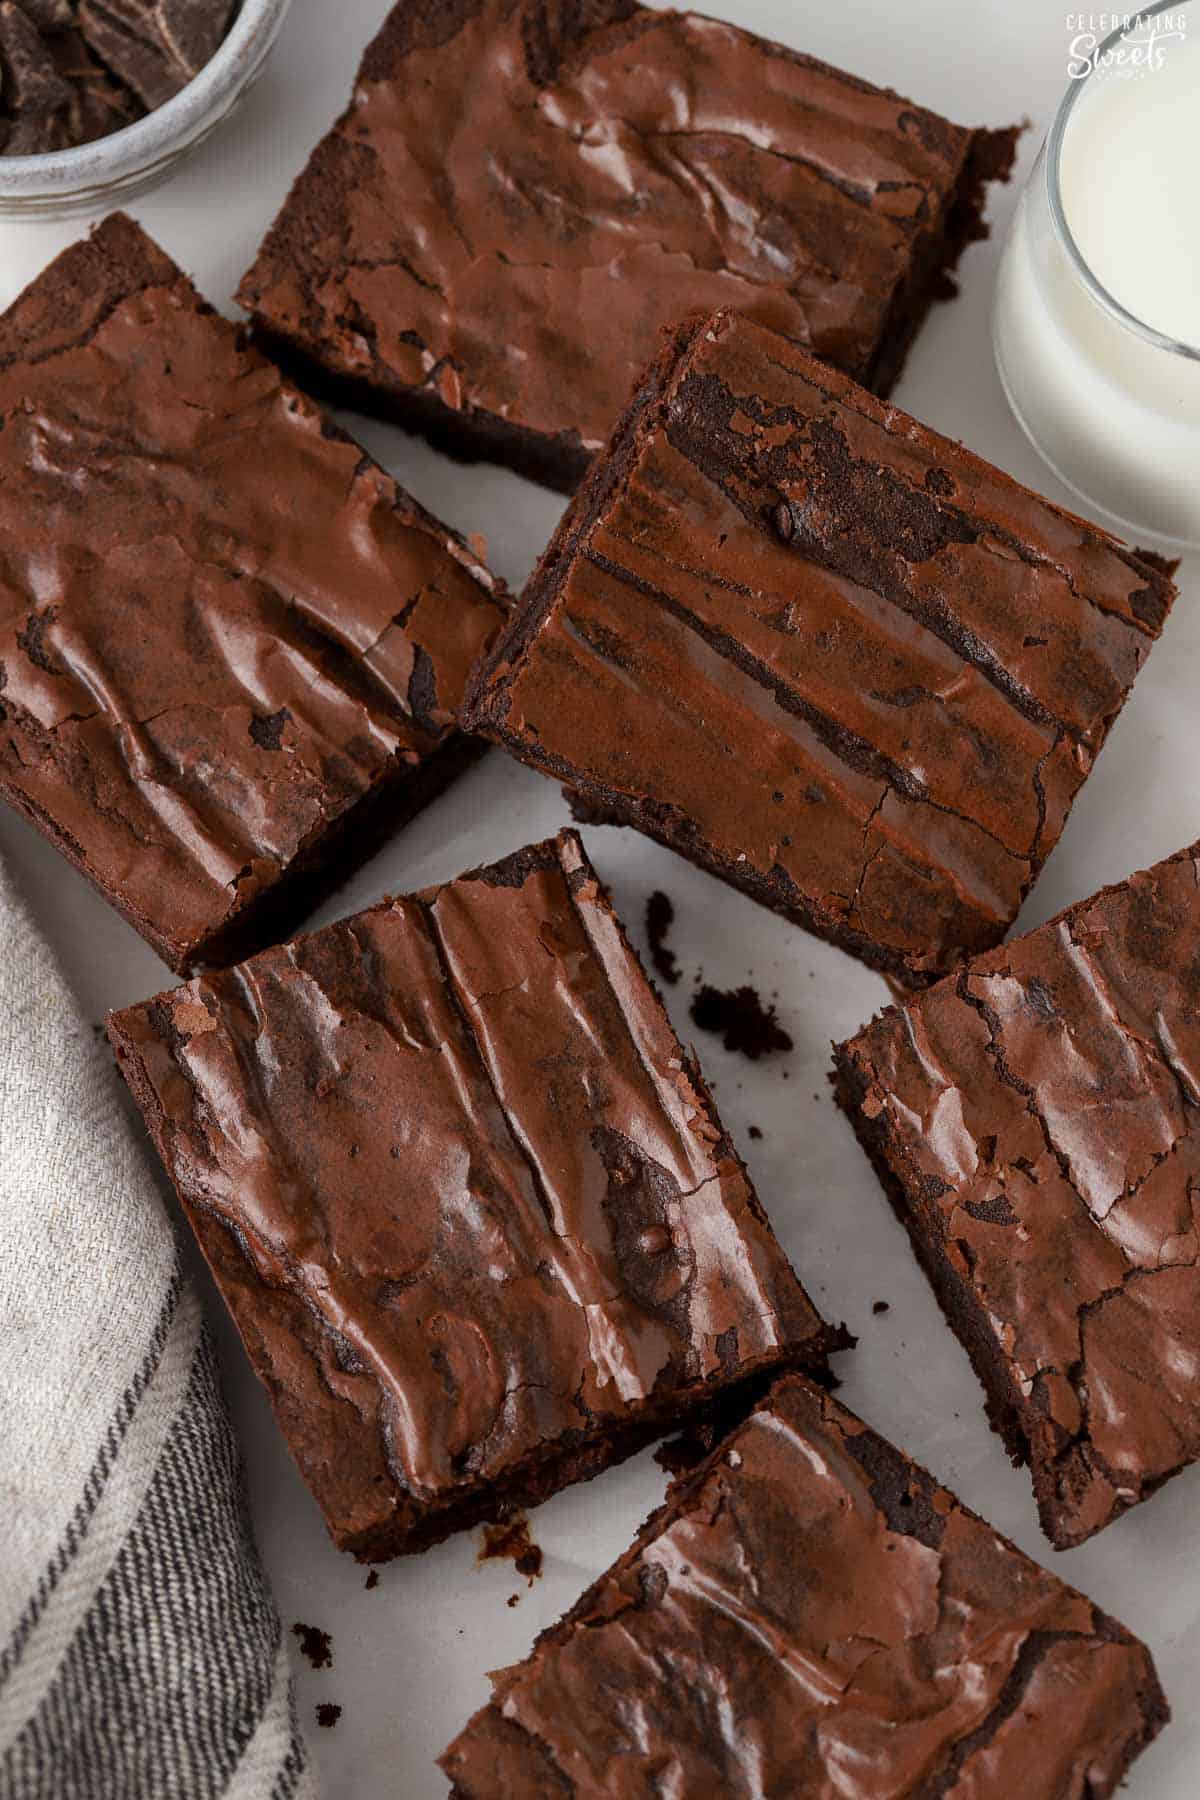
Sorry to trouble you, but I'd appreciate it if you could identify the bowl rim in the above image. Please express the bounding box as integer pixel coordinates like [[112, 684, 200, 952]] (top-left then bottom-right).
[[0, 0, 293, 195]]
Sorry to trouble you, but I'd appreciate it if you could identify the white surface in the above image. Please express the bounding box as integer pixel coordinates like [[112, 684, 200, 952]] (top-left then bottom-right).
[[993, 9, 1200, 547], [1, 2, 1197, 1794]]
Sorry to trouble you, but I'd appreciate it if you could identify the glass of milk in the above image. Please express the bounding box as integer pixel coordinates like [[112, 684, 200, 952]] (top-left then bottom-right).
[[993, 1, 1200, 548]]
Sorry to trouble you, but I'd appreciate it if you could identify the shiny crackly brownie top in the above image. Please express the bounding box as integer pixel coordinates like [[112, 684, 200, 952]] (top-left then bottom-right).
[[839, 841, 1200, 1545], [442, 1373, 1164, 1798], [238, 0, 993, 452], [109, 832, 831, 1547], [468, 310, 1175, 981], [0, 214, 504, 970]]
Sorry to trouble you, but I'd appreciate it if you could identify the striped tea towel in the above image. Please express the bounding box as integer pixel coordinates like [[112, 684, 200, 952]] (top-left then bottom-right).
[[0, 854, 316, 1800]]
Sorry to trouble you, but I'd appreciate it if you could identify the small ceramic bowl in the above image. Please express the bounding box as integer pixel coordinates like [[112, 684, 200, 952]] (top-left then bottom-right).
[[0, 0, 292, 220]]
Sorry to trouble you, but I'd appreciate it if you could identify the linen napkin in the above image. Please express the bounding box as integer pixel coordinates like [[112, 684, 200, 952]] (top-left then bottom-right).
[[0, 854, 316, 1800]]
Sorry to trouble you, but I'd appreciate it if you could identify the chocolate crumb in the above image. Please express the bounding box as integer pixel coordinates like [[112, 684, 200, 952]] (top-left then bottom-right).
[[506, 1593, 520, 1608], [645, 889, 680, 985], [873, 1301, 890, 1315], [364, 1569, 380, 1591], [478, 1511, 543, 1583], [689, 984, 792, 1060], [292, 1622, 333, 1670], [655, 1429, 715, 1477], [315, 1703, 342, 1730], [748, 1125, 763, 1141]]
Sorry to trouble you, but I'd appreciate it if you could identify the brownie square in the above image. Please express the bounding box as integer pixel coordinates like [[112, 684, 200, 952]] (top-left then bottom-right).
[[441, 1372, 1167, 1797], [236, 0, 1016, 493], [0, 213, 506, 975], [108, 830, 844, 1559], [465, 310, 1176, 986], [835, 842, 1200, 1548]]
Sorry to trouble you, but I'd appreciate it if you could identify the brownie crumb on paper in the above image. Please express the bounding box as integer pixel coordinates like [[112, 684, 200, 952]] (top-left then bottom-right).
[[478, 1513, 543, 1585], [292, 1623, 333, 1672], [644, 890, 680, 987], [690, 984, 792, 1062]]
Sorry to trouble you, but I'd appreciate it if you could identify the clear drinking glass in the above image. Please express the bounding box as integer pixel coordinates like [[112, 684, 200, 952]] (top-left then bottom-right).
[[992, 0, 1200, 549], [0, 0, 292, 220]]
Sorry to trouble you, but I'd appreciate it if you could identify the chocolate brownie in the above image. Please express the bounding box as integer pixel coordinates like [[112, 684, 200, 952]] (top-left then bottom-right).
[[465, 310, 1176, 986], [835, 841, 1200, 1548], [441, 1372, 1167, 1797], [236, 0, 1017, 493], [108, 830, 845, 1560], [0, 215, 506, 975]]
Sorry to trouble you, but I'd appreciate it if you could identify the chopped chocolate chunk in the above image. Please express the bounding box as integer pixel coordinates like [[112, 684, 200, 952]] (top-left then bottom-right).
[[158, 0, 230, 73], [78, 0, 189, 109], [0, 0, 229, 156], [315, 1703, 342, 1730], [0, 1, 71, 112]]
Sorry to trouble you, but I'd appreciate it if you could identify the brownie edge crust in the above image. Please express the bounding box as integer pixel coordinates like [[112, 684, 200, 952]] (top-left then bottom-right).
[[441, 1373, 1167, 1799], [108, 830, 845, 1560]]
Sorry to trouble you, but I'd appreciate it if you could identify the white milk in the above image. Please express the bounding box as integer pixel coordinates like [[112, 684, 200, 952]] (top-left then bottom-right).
[[993, 33, 1200, 546]]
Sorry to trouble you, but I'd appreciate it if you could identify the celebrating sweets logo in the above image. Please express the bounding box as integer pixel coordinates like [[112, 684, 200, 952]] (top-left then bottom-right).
[[1066, 10, 1188, 76]]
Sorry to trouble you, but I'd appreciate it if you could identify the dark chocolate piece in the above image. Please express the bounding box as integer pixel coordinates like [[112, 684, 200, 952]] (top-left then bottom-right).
[[236, 0, 1016, 494], [465, 310, 1176, 985], [48, 23, 142, 143], [0, 0, 71, 111], [157, 0, 229, 73], [108, 830, 845, 1560], [0, 0, 232, 154], [441, 1373, 1167, 1798], [836, 840, 1200, 1548], [77, 0, 187, 109], [0, 215, 506, 975]]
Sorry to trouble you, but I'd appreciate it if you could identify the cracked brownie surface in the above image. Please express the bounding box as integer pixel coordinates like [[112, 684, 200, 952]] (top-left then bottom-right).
[[441, 1372, 1166, 1797], [0, 213, 505, 973], [236, 0, 1016, 492], [466, 310, 1176, 984], [108, 830, 844, 1558], [835, 841, 1200, 1547]]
